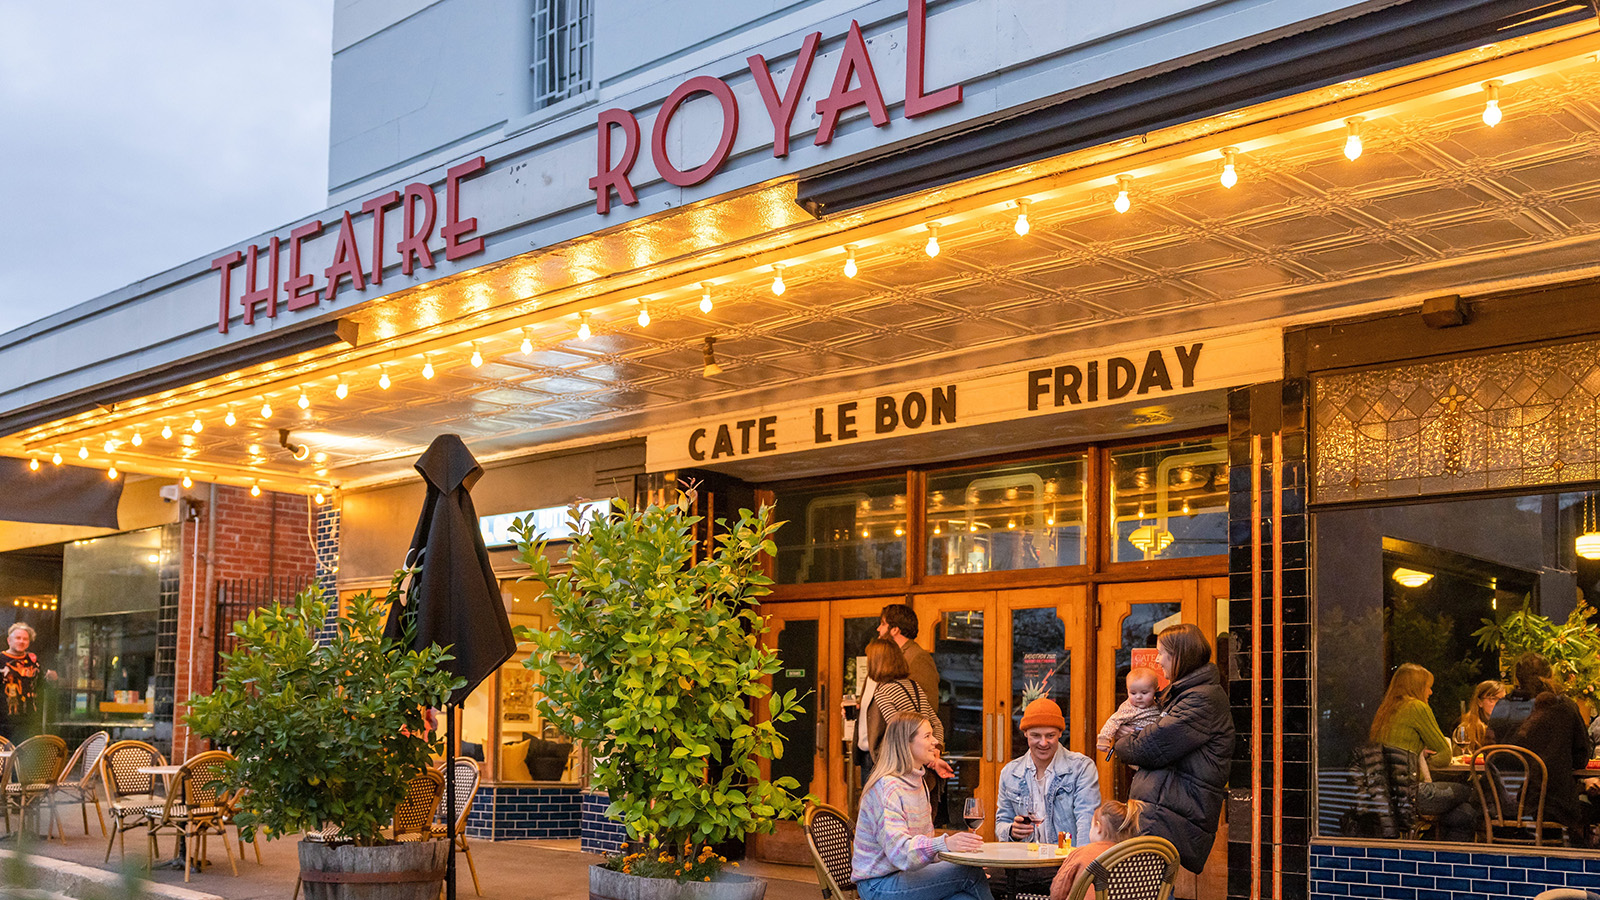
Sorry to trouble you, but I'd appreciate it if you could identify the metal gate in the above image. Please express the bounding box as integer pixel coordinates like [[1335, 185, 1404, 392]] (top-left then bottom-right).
[[212, 575, 314, 689]]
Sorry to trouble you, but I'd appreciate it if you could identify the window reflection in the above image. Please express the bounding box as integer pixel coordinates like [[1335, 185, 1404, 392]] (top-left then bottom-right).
[[925, 456, 1086, 575], [1109, 437, 1227, 562], [773, 478, 907, 584]]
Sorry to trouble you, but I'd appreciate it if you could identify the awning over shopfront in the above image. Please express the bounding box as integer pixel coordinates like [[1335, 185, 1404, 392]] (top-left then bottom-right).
[[0, 457, 122, 528]]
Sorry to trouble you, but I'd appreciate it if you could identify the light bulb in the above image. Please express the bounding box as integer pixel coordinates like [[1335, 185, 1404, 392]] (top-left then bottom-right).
[[224, 409, 237, 426], [77, 446, 88, 460], [422, 358, 435, 379], [1014, 200, 1031, 236], [314, 492, 326, 504], [637, 303, 651, 327], [1343, 116, 1364, 160], [161, 425, 174, 439], [191, 418, 203, 433], [103, 440, 115, 454], [1220, 148, 1239, 188], [314, 452, 326, 463], [28, 458, 38, 471], [470, 346, 484, 367], [51, 453, 61, 466], [578, 313, 592, 341], [250, 483, 262, 498], [771, 264, 786, 296], [520, 332, 533, 355], [1113, 176, 1131, 213], [843, 245, 858, 278], [247, 443, 261, 456], [260, 402, 272, 419], [925, 223, 941, 257], [378, 370, 391, 390], [335, 380, 348, 400], [132, 432, 143, 447], [700, 283, 713, 314], [107, 466, 118, 480], [297, 392, 310, 410], [1482, 80, 1502, 127], [181, 474, 193, 489]]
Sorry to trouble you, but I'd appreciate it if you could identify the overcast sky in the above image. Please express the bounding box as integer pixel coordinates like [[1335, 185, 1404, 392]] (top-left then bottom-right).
[[0, 1, 333, 336]]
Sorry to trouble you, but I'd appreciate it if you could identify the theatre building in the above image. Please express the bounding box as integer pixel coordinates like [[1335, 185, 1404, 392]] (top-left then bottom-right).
[[4, 0, 1600, 896]]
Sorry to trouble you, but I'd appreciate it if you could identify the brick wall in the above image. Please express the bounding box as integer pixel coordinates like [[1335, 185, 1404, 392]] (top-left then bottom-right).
[[173, 486, 318, 755], [462, 785, 582, 841], [582, 790, 627, 854], [1311, 841, 1600, 899]]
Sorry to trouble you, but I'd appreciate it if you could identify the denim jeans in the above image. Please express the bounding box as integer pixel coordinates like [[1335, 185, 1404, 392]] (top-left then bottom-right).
[[856, 862, 995, 900]]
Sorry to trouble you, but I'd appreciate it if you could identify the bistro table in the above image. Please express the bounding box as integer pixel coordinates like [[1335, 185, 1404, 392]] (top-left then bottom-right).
[[1430, 759, 1600, 781], [136, 764, 189, 870], [940, 840, 1071, 898]]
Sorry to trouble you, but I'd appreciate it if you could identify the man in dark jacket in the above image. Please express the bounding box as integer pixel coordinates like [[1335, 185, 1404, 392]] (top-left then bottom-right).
[[1114, 624, 1235, 876]]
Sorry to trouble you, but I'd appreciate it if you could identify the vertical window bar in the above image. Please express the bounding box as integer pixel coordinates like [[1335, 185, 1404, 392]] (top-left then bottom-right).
[[531, 0, 592, 111]]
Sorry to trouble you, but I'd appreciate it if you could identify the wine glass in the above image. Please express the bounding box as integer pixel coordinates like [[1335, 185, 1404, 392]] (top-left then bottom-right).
[[962, 797, 983, 836]]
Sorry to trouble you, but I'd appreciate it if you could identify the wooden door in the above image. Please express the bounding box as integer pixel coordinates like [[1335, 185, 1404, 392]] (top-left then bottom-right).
[[996, 586, 1091, 764], [911, 591, 999, 837], [826, 596, 902, 811], [753, 601, 827, 864]]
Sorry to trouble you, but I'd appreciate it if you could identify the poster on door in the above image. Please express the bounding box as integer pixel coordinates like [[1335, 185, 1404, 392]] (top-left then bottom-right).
[[1130, 647, 1169, 689]]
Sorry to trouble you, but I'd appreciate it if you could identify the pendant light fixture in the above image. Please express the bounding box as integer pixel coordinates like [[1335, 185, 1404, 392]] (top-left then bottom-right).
[[1577, 493, 1600, 560]]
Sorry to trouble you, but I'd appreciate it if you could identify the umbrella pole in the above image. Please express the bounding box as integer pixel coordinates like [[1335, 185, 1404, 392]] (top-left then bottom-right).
[[446, 703, 457, 900]]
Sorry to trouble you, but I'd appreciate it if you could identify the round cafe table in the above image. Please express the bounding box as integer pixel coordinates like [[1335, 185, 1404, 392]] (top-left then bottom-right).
[[939, 840, 1069, 898], [136, 765, 189, 870]]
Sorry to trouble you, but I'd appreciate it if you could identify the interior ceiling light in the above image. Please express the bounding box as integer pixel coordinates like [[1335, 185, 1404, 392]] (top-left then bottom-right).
[[1577, 493, 1600, 560], [577, 312, 592, 341], [1343, 116, 1364, 160], [1113, 176, 1131, 214], [335, 379, 348, 400], [1220, 147, 1239, 188], [421, 356, 435, 380], [770, 264, 786, 296], [224, 409, 237, 426], [1128, 524, 1174, 554], [131, 432, 143, 447], [843, 244, 858, 278], [637, 301, 651, 327], [470, 344, 484, 367], [699, 283, 714, 314], [702, 336, 723, 377], [924, 223, 941, 257], [1013, 199, 1031, 236], [161, 425, 174, 439], [378, 368, 391, 390], [50, 453, 61, 466], [1482, 79, 1503, 127], [520, 329, 534, 355], [1392, 567, 1434, 588]]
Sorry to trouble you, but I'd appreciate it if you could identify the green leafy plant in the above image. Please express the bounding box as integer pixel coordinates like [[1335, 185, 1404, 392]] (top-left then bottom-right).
[[1474, 598, 1600, 709], [513, 493, 813, 882], [187, 574, 462, 846]]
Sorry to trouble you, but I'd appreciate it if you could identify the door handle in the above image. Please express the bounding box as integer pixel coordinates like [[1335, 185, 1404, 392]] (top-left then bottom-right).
[[817, 682, 827, 755]]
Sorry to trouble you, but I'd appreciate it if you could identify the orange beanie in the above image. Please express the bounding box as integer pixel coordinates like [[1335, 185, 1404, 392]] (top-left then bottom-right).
[[1019, 698, 1065, 732]]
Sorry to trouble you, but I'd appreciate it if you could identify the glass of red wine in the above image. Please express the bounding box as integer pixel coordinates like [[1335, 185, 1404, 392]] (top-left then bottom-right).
[[963, 797, 983, 835]]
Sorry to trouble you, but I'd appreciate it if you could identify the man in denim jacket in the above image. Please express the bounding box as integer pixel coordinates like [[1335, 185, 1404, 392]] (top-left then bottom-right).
[[996, 698, 1101, 853]]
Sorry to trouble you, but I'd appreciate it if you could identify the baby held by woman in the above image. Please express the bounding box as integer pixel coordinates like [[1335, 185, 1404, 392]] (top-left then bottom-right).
[[1096, 667, 1163, 754]]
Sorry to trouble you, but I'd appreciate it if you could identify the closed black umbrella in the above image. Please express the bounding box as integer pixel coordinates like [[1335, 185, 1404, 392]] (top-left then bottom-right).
[[384, 434, 515, 900]]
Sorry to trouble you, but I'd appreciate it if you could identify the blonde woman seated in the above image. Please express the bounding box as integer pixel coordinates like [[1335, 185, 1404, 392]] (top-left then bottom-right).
[[852, 713, 993, 900]]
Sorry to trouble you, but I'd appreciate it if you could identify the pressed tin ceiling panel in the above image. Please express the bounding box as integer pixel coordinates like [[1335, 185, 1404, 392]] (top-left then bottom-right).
[[20, 51, 1600, 488]]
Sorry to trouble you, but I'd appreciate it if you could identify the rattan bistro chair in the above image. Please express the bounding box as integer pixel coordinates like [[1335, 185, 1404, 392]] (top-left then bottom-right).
[[100, 740, 167, 862], [424, 758, 483, 895], [1472, 743, 1569, 847], [1060, 835, 1182, 900], [146, 751, 239, 882], [390, 768, 445, 841], [51, 731, 108, 838], [803, 803, 859, 900], [5, 735, 68, 839]]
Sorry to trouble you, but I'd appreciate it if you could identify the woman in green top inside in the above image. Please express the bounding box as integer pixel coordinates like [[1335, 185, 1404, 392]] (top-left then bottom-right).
[[1369, 663, 1478, 841]]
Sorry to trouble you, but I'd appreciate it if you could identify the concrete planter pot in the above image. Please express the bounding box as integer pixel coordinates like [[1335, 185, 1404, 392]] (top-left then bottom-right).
[[297, 839, 449, 900], [589, 864, 767, 900]]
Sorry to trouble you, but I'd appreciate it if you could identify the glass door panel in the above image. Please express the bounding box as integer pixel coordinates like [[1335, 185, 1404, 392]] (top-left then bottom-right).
[[1095, 580, 1197, 797], [998, 586, 1090, 763], [760, 601, 828, 801], [827, 597, 901, 812], [913, 592, 997, 837]]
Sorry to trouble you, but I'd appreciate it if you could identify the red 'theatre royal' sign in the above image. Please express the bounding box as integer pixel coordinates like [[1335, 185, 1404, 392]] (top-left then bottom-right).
[[589, 0, 962, 214], [210, 156, 490, 334]]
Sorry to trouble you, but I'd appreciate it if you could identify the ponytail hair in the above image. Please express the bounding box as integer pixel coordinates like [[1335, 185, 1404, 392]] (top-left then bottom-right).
[[1095, 798, 1145, 842]]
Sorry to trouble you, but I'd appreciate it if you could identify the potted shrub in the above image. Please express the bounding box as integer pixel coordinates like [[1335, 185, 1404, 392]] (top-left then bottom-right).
[[1475, 598, 1600, 713], [513, 493, 812, 900], [188, 575, 461, 900]]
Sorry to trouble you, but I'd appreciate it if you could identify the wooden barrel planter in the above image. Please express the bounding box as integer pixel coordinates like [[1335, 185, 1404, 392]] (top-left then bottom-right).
[[298, 840, 450, 900], [589, 865, 766, 900]]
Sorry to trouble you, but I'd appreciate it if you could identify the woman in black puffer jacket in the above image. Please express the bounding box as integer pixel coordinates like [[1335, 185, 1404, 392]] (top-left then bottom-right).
[[1112, 623, 1235, 876]]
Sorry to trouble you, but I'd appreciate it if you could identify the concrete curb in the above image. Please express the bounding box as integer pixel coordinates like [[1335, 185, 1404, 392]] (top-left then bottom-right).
[[0, 849, 223, 900]]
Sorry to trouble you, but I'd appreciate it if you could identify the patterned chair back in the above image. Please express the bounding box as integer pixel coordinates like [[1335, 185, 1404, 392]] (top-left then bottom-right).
[[435, 758, 481, 831], [177, 751, 235, 817], [803, 804, 858, 900], [101, 741, 165, 799], [1066, 835, 1181, 900], [393, 768, 445, 839], [12, 736, 68, 788], [63, 731, 110, 788]]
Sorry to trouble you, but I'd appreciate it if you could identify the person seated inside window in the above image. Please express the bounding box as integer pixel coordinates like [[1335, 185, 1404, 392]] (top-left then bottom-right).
[[1369, 663, 1477, 842]]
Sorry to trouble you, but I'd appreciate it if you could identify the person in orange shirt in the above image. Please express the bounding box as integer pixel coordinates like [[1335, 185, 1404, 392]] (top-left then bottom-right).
[[1048, 799, 1144, 900]]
